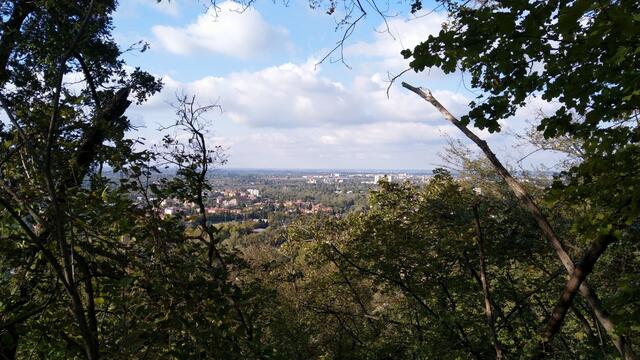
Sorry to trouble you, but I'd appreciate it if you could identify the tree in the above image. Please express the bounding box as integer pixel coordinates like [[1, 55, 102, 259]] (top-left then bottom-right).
[[400, 0, 639, 243], [0, 1, 162, 358], [2, 0, 638, 358], [262, 168, 608, 358], [159, 94, 260, 351], [399, 0, 639, 357], [0, 1, 277, 358]]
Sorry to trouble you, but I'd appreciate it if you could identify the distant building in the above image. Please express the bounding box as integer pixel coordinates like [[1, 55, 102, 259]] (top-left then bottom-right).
[[222, 198, 238, 207], [247, 188, 260, 197], [224, 189, 239, 197], [206, 207, 225, 214]]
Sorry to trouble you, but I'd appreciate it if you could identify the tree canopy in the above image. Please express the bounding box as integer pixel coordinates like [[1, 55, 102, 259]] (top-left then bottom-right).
[[0, 0, 638, 359]]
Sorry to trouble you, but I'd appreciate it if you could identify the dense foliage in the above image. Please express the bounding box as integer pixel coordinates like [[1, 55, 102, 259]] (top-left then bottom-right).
[[0, 1, 260, 358], [252, 170, 597, 358], [0, 0, 638, 359], [399, 1, 639, 357]]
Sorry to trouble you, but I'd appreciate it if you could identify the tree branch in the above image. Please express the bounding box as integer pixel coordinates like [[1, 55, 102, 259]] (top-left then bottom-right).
[[539, 234, 616, 355], [473, 204, 504, 359], [401, 81, 635, 359]]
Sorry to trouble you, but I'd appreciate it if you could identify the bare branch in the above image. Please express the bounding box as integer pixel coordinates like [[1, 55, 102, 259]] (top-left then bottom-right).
[[74, 52, 101, 109], [386, 67, 411, 98]]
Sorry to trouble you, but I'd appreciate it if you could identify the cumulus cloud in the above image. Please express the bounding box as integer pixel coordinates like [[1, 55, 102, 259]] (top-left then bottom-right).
[[151, 1, 291, 58], [348, 13, 448, 58], [206, 122, 453, 169], [125, 53, 475, 168], [134, 7, 543, 169], [345, 13, 449, 71], [315, 122, 453, 146], [127, 56, 560, 169], [144, 59, 470, 129]]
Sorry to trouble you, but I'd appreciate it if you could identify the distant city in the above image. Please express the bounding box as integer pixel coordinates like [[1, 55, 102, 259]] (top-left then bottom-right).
[[126, 169, 435, 229]]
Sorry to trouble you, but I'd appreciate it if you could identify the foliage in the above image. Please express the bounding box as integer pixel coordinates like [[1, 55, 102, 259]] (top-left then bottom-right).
[[400, 1, 639, 355], [0, 2, 262, 358], [401, 0, 640, 229], [251, 169, 625, 358], [1, 0, 639, 359]]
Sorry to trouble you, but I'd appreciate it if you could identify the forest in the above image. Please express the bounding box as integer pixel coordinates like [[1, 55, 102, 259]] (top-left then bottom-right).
[[0, 0, 639, 359]]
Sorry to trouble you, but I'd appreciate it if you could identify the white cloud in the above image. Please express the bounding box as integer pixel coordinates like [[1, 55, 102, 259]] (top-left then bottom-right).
[[124, 53, 474, 169], [313, 122, 453, 146], [348, 14, 447, 58], [340, 12, 471, 103], [206, 122, 453, 169], [126, 56, 564, 169], [151, 1, 291, 58], [145, 59, 470, 129], [132, 7, 560, 169], [345, 13, 448, 72]]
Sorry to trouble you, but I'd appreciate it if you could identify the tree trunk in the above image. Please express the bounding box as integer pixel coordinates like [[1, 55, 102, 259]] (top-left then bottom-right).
[[540, 234, 615, 353], [473, 204, 504, 360]]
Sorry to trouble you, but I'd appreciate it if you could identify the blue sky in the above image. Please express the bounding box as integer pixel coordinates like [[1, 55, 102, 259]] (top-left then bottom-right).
[[112, 0, 561, 170]]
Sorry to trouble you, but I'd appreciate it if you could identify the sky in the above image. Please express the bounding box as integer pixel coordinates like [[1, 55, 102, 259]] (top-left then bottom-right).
[[112, 0, 562, 170]]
